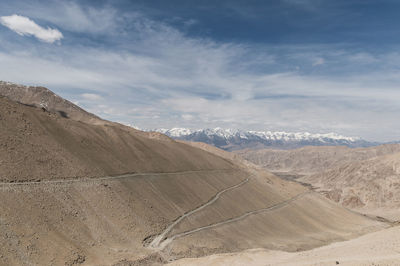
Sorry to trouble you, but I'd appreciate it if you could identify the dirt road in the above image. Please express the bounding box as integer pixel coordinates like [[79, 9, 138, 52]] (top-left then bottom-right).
[[155, 191, 311, 249], [0, 169, 234, 187], [148, 176, 251, 249]]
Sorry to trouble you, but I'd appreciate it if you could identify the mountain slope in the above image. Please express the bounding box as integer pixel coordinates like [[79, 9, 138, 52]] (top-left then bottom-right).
[[237, 145, 400, 220], [170, 225, 400, 266], [155, 127, 374, 151], [236, 144, 400, 177], [0, 82, 387, 265], [0, 81, 103, 124], [299, 152, 400, 220], [0, 96, 234, 182]]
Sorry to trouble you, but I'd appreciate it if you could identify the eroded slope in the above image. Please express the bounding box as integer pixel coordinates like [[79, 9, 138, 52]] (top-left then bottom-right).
[[0, 86, 387, 265], [300, 152, 400, 219], [0, 96, 234, 182], [236, 145, 400, 176], [169, 225, 400, 266], [236, 144, 400, 220]]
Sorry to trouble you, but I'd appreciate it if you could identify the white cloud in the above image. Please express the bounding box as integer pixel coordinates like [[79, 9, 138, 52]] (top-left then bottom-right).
[[1, 9, 400, 141], [1, 42, 399, 141], [0, 1, 121, 34], [36, 2, 119, 34], [81, 93, 103, 101], [0, 14, 63, 43], [181, 114, 194, 121], [348, 52, 378, 64], [312, 57, 325, 66]]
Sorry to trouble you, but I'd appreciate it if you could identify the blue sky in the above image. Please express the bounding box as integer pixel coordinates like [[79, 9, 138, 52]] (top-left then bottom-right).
[[1, 0, 400, 141]]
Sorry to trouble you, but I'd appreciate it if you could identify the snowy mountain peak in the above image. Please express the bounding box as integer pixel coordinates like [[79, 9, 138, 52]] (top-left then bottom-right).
[[153, 127, 370, 151], [156, 127, 359, 141]]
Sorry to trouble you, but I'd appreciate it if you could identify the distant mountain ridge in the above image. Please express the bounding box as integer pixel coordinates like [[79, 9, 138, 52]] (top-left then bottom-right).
[[154, 127, 377, 151]]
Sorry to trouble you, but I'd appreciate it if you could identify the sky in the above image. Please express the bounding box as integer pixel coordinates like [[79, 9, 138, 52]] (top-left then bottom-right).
[[0, 0, 400, 141]]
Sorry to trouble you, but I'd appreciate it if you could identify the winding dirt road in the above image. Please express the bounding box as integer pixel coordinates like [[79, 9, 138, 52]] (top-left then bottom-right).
[[153, 190, 311, 250], [148, 176, 251, 249], [3, 168, 311, 252]]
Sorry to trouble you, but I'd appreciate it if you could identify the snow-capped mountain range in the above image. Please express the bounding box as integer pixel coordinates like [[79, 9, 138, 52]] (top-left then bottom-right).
[[154, 127, 375, 151]]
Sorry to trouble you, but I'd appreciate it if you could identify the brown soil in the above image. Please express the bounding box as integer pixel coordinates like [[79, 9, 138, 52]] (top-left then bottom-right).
[[236, 145, 400, 176], [237, 145, 400, 220], [0, 81, 102, 124], [0, 95, 234, 182], [0, 83, 387, 265], [300, 152, 400, 219], [169, 225, 400, 266]]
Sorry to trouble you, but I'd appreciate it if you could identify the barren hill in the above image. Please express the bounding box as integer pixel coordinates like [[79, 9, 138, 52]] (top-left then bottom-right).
[[0, 95, 234, 182], [0, 81, 103, 124], [236, 145, 400, 176], [236, 145, 400, 220], [176, 140, 257, 169], [299, 152, 400, 220], [0, 83, 387, 265], [170, 225, 400, 266]]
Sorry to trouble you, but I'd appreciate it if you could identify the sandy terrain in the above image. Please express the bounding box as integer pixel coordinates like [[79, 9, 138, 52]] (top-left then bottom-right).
[[0, 170, 248, 265], [0, 95, 235, 182], [170, 225, 400, 266], [236, 145, 400, 220], [2, 160, 382, 265], [236, 145, 400, 176], [301, 152, 400, 220], [0, 81, 102, 125], [177, 140, 260, 170], [0, 82, 389, 265]]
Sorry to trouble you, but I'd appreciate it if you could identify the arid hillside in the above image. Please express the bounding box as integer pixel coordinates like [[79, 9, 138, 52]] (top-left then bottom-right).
[[0, 83, 388, 265], [0, 81, 103, 124], [235, 145, 400, 177], [0, 95, 235, 182], [300, 152, 400, 220], [177, 140, 258, 169], [170, 224, 400, 266], [236, 145, 400, 220]]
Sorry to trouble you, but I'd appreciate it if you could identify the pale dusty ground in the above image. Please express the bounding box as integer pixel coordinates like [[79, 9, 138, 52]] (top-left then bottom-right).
[[0, 82, 393, 265], [235, 145, 400, 176], [236, 145, 400, 221], [362, 209, 400, 222], [169, 225, 400, 266], [300, 152, 400, 218]]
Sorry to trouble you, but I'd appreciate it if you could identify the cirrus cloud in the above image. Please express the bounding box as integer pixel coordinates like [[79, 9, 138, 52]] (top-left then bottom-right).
[[0, 14, 63, 43], [81, 93, 103, 101], [1, 2, 400, 142], [312, 57, 325, 66]]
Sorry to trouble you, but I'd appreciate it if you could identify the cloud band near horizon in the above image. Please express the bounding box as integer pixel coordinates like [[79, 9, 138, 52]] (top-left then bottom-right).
[[0, 1, 400, 142]]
